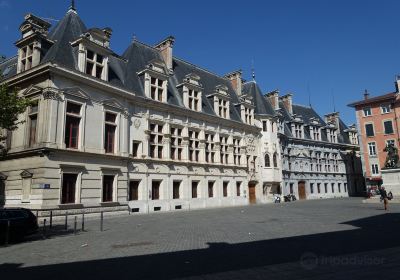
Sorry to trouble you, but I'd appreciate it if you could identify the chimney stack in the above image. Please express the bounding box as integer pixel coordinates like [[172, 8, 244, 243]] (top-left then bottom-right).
[[224, 70, 242, 96], [325, 112, 340, 129], [280, 93, 293, 115], [364, 89, 369, 100], [395, 75, 400, 93], [155, 36, 175, 70], [265, 90, 280, 110]]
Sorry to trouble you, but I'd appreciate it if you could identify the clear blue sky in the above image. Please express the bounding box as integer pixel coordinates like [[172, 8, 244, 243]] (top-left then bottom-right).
[[1, 0, 399, 124]]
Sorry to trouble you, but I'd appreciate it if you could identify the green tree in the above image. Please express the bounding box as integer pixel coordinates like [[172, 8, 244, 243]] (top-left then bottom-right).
[[0, 81, 32, 156]]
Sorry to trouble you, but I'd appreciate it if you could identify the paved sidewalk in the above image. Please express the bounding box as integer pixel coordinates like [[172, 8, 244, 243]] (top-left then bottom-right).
[[1, 198, 399, 279]]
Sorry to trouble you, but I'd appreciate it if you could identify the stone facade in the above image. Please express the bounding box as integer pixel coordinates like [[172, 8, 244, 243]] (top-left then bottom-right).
[[278, 95, 365, 199], [0, 6, 281, 212]]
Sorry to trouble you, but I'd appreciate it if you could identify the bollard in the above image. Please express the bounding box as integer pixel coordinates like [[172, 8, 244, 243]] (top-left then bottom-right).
[[100, 211, 104, 231], [5, 220, 10, 246], [43, 219, 47, 239], [74, 216, 77, 235], [81, 213, 85, 232], [49, 211, 53, 229], [65, 211, 68, 230]]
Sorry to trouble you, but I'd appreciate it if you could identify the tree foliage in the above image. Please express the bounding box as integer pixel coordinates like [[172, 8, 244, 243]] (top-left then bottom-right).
[[0, 81, 32, 155]]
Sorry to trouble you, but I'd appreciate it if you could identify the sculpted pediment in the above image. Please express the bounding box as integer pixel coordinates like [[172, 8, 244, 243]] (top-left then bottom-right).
[[62, 87, 90, 100]]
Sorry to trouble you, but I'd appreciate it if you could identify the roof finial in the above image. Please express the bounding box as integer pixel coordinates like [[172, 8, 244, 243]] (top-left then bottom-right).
[[68, 0, 76, 13], [251, 58, 256, 81]]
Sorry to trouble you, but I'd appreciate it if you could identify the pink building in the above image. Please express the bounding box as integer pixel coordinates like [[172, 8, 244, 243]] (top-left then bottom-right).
[[348, 81, 400, 190]]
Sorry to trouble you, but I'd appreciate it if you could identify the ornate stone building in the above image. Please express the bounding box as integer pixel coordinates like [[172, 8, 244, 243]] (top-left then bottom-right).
[[276, 94, 365, 199], [0, 5, 283, 212]]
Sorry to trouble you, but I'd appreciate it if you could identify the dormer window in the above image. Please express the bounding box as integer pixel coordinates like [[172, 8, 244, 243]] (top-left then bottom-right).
[[138, 60, 169, 102], [16, 14, 52, 74], [86, 50, 105, 79], [150, 77, 165, 101], [178, 73, 203, 111], [188, 89, 201, 111], [208, 85, 230, 119], [327, 128, 337, 143], [20, 44, 33, 71], [292, 123, 303, 138], [311, 126, 321, 141], [218, 99, 229, 118]]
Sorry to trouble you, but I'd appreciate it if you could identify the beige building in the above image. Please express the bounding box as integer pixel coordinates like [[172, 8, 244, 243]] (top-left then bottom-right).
[[0, 5, 282, 212]]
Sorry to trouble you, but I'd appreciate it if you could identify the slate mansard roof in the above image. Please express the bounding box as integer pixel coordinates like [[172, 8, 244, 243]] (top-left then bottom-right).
[[278, 101, 354, 145], [0, 8, 277, 125]]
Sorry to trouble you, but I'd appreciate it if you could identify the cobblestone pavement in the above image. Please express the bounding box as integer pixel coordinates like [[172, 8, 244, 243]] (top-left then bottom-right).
[[1, 198, 400, 279]]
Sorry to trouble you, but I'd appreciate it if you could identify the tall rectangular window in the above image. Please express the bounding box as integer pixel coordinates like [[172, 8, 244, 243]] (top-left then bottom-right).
[[310, 183, 314, 194], [189, 130, 200, 162], [233, 138, 241, 165], [236, 182, 241, 196], [381, 104, 391, 114], [365, 123, 374, 137], [129, 181, 139, 201], [28, 101, 39, 147], [150, 77, 165, 102], [262, 120, 268, 132], [20, 44, 33, 71], [371, 164, 379, 175], [344, 183, 347, 193], [313, 127, 321, 141], [132, 141, 140, 158], [331, 183, 335, 193], [205, 133, 215, 163], [223, 181, 228, 197], [104, 112, 117, 153], [61, 173, 77, 204], [208, 181, 214, 198], [152, 181, 160, 200], [65, 102, 81, 149], [368, 142, 377, 156], [173, 181, 181, 199], [218, 99, 228, 118], [149, 123, 163, 158], [317, 183, 321, 193], [192, 181, 198, 198], [86, 49, 104, 79], [188, 89, 201, 111], [170, 127, 183, 160], [363, 107, 371, 116], [220, 136, 229, 164], [384, 120, 394, 134], [294, 124, 302, 138], [338, 183, 341, 193], [289, 183, 294, 194], [102, 175, 114, 202]]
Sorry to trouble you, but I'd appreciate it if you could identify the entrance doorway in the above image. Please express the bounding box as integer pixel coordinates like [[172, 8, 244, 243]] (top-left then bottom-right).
[[62, 174, 77, 204], [298, 181, 306, 200], [248, 182, 256, 204]]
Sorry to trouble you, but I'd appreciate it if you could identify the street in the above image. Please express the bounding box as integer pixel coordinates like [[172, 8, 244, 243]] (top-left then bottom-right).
[[1, 198, 399, 279]]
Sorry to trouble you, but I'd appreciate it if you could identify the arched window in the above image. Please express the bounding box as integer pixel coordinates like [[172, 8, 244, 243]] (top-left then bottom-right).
[[265, 154, 271, 167], [273, 153, 278, 167]]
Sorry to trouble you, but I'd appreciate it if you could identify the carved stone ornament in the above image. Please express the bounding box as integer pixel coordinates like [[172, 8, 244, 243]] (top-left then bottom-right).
[[43, 88, 62, 100], [134, 119, 141, 129]]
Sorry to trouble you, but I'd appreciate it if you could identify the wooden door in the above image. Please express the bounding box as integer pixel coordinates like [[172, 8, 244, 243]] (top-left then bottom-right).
[[62, 174, 77, 204], [248, 183, 256, 204], [298, 181, 306, 200], [129, 181, 139, 201], [102, 175, 114, 202]]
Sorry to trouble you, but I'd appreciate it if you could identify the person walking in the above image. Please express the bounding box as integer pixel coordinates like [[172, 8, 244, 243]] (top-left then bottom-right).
[[381, 187, 389, 211]]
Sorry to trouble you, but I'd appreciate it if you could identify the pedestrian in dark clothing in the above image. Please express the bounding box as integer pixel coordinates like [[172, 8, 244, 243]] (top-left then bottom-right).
[[381, 187, 389, 211]]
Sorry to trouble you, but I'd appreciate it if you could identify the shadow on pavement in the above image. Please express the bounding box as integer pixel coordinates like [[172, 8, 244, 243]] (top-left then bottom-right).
[[1, 213, 400, 279]]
